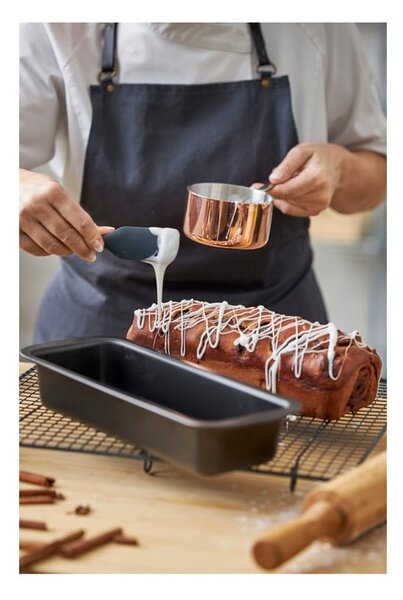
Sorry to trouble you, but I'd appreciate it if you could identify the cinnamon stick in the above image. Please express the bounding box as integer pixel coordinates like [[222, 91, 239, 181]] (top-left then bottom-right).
[[20, 470, 55, 487], [19, 540, 46, 551], [19, 530, 85, 570], [20, 495, 55, 505], [20, 489, 62, 498], [19, 519, 48, 531], [60, 527, 122, 558], [113, 532, 139, 546]]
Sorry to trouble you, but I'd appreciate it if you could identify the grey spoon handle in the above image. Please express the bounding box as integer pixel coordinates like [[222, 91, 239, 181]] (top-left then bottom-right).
[[103, 227, 159, 261]]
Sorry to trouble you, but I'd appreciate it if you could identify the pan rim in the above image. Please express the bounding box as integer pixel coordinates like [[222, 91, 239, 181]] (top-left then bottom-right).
[[21, 336, 300, 429]]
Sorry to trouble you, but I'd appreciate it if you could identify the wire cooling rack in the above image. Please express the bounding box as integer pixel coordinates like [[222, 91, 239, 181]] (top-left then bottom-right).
[[19, 366, 386, 489]]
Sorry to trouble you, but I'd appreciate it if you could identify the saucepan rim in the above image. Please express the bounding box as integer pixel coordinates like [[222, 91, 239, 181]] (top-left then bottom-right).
[[187, 182, 272, 205]]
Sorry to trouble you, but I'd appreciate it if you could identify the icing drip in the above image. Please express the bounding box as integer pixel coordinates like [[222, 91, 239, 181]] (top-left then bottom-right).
[[327, 322, 338, 380], [133, 300, 367, 393], [142, 228, 180, 323]]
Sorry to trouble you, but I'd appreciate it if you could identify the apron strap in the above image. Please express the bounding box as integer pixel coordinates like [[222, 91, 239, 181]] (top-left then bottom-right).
[[98, 23, 118, 87], [248, 23, 277, 87], [98, 23, 276, 89]]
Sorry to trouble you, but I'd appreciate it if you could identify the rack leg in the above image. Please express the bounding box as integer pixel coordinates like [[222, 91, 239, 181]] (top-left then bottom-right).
[[143, 453, 154, 475]]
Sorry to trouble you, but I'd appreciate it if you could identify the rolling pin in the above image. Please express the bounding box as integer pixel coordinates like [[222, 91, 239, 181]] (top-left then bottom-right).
[[253, 451, 386, 570]]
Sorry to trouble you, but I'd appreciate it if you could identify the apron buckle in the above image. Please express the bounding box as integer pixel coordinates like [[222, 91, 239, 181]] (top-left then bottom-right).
[[98, 69, 118, 92], [256, 63, 277, 88]]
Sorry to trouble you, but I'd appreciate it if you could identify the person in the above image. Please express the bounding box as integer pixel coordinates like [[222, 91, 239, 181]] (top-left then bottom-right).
[[19, 23, 386, 343]]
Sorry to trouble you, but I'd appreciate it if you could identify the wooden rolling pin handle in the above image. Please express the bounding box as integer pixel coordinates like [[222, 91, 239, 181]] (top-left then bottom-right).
[[253, 500, 344, 570]]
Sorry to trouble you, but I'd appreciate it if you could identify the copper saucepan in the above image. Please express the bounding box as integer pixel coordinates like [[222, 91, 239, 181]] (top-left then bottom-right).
[[183, 182, 274, 250]]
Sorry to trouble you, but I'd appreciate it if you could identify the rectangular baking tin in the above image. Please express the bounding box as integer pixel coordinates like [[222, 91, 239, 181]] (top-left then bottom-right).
[[21, 337, 299, 475]]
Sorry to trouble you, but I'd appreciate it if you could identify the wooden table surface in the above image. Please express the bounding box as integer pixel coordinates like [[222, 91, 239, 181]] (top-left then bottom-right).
[[19, 363, 386, 574]]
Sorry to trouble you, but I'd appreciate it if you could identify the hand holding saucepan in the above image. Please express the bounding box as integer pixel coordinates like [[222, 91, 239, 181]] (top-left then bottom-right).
[[254, 143, 345, 217]]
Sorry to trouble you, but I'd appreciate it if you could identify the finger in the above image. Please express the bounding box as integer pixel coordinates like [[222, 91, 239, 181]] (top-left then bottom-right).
[[269, 170, 317, 201], [273, 199, 312, 218], [274, 189, 326, 217], [98, 226, 116, 235], [50, 192, 104, 252], [34, 205, 98, 261], [19, 231, 50, 257], [20, 220, 76, 257], [270, 145, 314, 184], [21, 204, 97, 261]]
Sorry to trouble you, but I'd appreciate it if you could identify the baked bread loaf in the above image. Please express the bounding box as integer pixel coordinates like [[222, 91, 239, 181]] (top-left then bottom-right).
[[126, 300, 382, 420]]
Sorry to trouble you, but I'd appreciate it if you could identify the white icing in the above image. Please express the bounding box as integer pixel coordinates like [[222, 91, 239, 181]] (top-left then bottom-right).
[[146, 227, 180, 266], [327, 322, 338, 380], [142, 228, 180, 321], [133, 299, 368, 392]]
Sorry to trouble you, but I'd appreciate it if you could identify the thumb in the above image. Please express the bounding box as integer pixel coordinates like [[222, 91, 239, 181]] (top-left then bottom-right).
[[269, 145, 313, 184], [98, 226, 116, 235]]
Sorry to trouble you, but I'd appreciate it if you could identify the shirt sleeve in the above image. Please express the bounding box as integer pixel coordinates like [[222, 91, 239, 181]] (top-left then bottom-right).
[[19, 23, 66, 169], [323, 24, 386, 156]]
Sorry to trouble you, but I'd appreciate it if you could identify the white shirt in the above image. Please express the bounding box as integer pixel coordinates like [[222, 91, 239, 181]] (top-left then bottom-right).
[[20, 22, 386, 201]]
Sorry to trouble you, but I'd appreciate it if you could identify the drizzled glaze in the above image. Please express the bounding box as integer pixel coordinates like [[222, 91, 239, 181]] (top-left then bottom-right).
[[133, 299, 366, 393], [142, 228, 180, 323]]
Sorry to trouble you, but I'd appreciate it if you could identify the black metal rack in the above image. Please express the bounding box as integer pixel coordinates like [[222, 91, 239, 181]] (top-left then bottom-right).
[[19, 367, 386, 489]]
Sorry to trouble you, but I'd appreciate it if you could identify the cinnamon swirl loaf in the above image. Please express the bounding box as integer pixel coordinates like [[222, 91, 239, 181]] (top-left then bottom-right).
[[126, 300, 382, 420]]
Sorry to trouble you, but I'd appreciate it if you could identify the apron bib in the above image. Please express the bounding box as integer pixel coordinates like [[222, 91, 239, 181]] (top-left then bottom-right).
[[34, 23, 327, 343]]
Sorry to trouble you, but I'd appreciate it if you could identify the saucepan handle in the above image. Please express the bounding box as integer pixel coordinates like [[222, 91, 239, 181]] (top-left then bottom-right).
[[256, 182, 275, 195]]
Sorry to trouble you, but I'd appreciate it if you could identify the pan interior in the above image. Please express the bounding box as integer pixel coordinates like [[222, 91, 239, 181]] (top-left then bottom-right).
[[188, 182, 269, 205], [33, 341, 281, 422]]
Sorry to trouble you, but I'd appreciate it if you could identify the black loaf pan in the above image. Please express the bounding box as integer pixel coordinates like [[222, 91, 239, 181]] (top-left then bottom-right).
[[21, 337, 300, 475]]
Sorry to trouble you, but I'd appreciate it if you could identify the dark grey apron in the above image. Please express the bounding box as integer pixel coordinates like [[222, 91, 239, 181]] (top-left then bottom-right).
[[34, 23, 327, 343]]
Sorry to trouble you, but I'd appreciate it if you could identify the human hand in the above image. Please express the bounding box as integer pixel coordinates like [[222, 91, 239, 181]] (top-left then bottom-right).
[[256, 143, 347, 217], [19, 169, 114, 261]]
